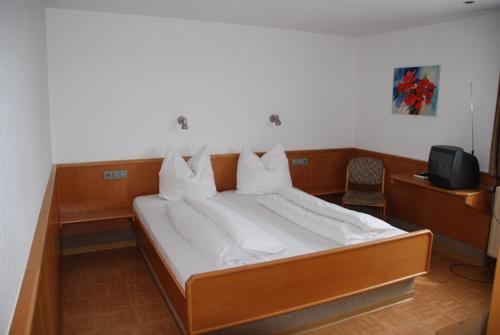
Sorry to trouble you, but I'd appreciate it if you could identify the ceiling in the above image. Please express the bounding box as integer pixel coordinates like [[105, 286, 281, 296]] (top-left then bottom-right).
[[46, 0, 500, 37]]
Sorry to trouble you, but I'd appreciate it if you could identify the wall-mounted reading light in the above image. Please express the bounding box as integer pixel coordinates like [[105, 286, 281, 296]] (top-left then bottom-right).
[[177, 116, 188, 130], [269, 114, 281, 126]]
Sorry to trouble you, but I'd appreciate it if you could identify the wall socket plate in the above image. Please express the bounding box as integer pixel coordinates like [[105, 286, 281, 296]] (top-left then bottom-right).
[[103, 169, 128, 180], [291, 158, 309, 166]]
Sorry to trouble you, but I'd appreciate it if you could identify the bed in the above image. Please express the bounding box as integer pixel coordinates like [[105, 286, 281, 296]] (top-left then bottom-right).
[[133, 191, 433, 334]]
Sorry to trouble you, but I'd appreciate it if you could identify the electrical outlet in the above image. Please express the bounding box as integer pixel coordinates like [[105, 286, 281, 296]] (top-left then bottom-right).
[[103, 169, 128, 180], [291, 158, 309, 166]]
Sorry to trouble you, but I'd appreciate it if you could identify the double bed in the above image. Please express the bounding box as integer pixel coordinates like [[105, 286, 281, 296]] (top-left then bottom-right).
[[132, 190, 433, 334]]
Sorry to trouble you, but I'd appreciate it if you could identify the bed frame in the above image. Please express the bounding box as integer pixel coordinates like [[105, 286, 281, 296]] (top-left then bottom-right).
[[133, 213, 432, 334]]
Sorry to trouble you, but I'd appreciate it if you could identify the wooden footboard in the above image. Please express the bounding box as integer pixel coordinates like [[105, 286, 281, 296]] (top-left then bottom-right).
[[133, 214, 432, 335], [186, 230, 432, 334]]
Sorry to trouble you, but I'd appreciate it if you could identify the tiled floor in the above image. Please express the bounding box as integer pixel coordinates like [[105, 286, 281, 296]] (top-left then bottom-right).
[[62, 247, 178, 334], [62, 247, 493, 335]]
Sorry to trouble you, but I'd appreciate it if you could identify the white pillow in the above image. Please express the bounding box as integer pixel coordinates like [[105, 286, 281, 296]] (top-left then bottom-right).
[[159, 146, 217, 200], [236, 144, 292, 195]]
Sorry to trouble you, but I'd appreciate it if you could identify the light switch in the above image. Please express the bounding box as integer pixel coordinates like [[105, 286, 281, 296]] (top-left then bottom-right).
[[103, 169, 128, 180], [291, 158, 309, 166]]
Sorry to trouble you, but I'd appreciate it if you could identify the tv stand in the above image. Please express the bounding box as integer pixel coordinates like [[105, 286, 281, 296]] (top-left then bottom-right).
[[390, 173, 492, 251], [390, 173, 491, 214]]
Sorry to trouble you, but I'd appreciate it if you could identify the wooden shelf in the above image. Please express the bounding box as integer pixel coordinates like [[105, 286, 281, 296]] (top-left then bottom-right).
[[60, 207, 134, 225], [390, 173, 491, 214], [300, 185, 344, 196], [390, 174, 486, 197], [62, 240, 136, 256]]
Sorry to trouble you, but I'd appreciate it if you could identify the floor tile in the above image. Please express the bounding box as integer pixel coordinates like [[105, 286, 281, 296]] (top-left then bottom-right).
[[62, 247, 493, 335]]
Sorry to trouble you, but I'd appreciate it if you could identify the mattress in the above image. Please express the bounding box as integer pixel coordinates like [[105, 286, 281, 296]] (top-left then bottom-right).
[[133, 191, 406, 287]]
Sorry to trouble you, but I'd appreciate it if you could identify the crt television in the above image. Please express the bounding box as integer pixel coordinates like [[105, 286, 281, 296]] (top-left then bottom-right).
[[428, 145, 480, 189]]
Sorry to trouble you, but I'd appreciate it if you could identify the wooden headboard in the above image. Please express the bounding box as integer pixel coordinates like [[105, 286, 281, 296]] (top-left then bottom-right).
[[55, 147, 493, 250], [56, 148, 352, 215]]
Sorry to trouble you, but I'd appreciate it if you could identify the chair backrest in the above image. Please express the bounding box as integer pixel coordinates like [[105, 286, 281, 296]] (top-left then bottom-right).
[[347, 157, 384, 185]]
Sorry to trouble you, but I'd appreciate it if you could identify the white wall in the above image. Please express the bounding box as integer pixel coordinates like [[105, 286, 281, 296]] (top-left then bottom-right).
[[355, 12, 500, 171], [46, 9, 359, 163], [0, 0, 53, 333], [0, 6, 496, 333]]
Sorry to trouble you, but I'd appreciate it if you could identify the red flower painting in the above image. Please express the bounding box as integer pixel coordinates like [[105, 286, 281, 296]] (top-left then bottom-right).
[[393, 66, 440, 116]]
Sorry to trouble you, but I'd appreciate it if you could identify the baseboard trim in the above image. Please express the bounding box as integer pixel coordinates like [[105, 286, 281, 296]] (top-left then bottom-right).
[[432, 244, 485, 266], [388, 216, 486, 265], [276, 292, 415, 335]]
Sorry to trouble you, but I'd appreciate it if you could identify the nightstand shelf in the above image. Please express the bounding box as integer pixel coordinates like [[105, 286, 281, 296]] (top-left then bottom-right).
[[59, 207, 136, 255], [60, 207, 135, 225]]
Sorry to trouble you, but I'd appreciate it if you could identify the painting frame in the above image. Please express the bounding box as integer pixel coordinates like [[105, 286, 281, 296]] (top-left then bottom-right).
[[392, 65, 440, 116]]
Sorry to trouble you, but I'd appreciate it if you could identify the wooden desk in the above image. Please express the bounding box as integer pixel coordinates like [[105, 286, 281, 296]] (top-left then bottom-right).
[[390, 173, 492, 250], [390, 174, 491, 214]]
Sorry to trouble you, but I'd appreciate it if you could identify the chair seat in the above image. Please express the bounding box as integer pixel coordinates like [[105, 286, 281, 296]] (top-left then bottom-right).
[[342, 191, 385, 206]]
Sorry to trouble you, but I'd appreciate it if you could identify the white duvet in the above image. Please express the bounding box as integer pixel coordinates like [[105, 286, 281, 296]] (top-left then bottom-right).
[[277, 188, 391, 232], [184, 196, 286, 257], [165, 188, 403, 269], [165, 200, 259, 268], [257, 188, 403, 246]]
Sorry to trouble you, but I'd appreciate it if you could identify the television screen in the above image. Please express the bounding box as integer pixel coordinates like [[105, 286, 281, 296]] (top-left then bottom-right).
[[429, 150, 454, 178], [428, 145, 479, 189]]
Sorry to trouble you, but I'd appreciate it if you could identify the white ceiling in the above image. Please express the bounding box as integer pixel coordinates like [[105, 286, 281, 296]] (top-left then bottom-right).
[[46, 0, 500, 37]]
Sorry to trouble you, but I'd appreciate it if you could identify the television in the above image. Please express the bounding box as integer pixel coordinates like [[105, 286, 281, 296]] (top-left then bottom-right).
[[428, 145, 480, 189]]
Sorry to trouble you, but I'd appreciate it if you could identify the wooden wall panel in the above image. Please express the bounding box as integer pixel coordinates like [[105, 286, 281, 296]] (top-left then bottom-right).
[[211, 154, 239, 192], [287, 149, 350, 194], [56, 149, 350, 215], [56, 148, 494, 250], [38, 182, 61, 334], [10, 167, 60, 335], [57, 159, 162, 214], [487, 246, 500, 334]]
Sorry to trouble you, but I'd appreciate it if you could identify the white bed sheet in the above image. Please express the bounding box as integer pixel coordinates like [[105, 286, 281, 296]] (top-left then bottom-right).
[[134, 195, 213, 286], [133, 191, 406, 288]]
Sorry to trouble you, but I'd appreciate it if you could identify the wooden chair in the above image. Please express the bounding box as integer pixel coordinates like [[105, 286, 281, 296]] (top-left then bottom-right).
[[342, 157, 386, 219]]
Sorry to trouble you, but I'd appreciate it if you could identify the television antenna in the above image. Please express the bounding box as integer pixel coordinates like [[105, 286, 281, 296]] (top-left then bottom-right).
[[470, 83, 475, 155]]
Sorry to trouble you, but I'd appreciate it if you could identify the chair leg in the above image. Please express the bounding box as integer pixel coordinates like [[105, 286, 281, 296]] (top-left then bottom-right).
[[381, 205, 386, 220]]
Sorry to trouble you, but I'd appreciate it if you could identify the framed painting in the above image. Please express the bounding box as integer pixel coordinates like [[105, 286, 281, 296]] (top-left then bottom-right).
[[392, 65, 440, 115]]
